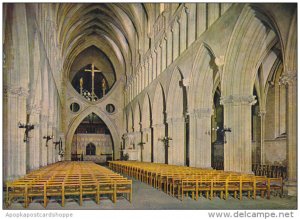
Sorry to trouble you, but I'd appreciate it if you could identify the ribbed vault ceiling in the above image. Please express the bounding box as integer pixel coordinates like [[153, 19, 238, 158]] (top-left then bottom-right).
[[55, 3, 153, 81]]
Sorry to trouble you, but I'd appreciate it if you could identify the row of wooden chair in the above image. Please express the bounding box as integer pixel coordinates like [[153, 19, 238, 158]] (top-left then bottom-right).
[[5, 161, 132, 208], [109, 161, 283, 201]]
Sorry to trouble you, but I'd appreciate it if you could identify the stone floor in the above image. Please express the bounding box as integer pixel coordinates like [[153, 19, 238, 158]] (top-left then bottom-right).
[[4, 177, 297, 210]]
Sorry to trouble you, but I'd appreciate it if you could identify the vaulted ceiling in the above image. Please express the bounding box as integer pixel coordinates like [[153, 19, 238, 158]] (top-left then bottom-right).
[[55, 3, 154, 82]]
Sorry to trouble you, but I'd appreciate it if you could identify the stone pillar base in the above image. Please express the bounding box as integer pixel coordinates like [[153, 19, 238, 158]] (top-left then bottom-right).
[[285, 180, 297, 196]]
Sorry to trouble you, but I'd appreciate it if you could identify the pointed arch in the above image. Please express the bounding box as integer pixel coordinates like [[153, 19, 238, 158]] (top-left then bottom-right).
[[152, 82, 166, 125], [189, 44, 215, 112], [222, 5, 273, 96], [166, 67, 184, 119], [65, 106, 120, 160]]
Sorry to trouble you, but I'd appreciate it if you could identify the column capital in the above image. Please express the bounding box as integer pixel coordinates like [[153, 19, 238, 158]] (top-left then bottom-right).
[[258, 110, 266, 117], [215, 56, 225, 67], [279, 71, 297, 86], [184, 5, 190, 14], [181, 78, 190, 87], [166, 117, 185, 124], [151, 123, 165, 129], [220, 95, 257, 106], [176, 15, 181, 24], [27, 104, 42, 115], [4, 85, 29, 97], [142, 127, 151, 132], [190, 108, 214, 118], [170, 23, 175, 33]]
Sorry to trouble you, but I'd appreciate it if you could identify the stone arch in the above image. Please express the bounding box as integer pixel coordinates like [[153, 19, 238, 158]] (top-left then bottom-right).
[[65, 106, 120, 161], [189, 44, 215, 112], [187, 44, 215, 168], [222, 5, 272, 96], [166, 67, 186, 165], [221, 5, 276, 173], [152, 82, 166, 125], [166, 67, 184, 119], [284, 12, 296, 72]]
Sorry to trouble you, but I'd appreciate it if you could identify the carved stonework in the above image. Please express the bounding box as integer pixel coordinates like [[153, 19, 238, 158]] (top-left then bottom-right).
[[215, 56, 225, 67], [167, 117, 185, 124], [27, 104, 42, 115], [279, 71, 297, 86], [220, 95, 257, 106], [190, 108, 214, 119], [142, 127, 151, 133], [184, 5, 190, 14], [181, 78, 190, 87], [151, 123, 165, 129], [3, 86, 29, 97], [215, 56, 225, 81], [258, 111, 266, 117]]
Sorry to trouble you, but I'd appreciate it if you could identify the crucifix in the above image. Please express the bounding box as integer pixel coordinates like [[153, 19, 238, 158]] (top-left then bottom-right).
[[84, 63, 101, 100]]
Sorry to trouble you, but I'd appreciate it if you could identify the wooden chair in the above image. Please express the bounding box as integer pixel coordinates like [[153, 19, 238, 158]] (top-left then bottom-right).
[[197, 177, 213, 200], [6, 181, 28, 208], [179, 178, 197, 201], [98, 180, 115, 203], [240, 176, 255, 200], [254, 176, 267, 199], [211, 176, 227, 200], [27, 181, 47, 208], [225, 176, 241, 200], [267, 177, 283, 199], [114, 179, 132, 203]]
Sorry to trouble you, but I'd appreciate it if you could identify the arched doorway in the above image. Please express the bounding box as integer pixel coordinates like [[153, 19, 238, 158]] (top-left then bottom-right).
[[71, 113, 113, 164], [86, 143, 96, 155]]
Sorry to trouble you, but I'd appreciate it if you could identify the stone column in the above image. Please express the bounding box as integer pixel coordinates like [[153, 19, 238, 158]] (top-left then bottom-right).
[[152, 50, 157, 81], [3, 86, 28, 181], [27, 105, 41, 171], [189, 108, 213, 168], [134, 131, 142, 161], [152, 123, 166, 163], [180, 8, 187, 54], [258, 110, 266, 164], [47, 124, 53, 165], [186, 4, 196, 47], [156, 45, 161, 76], [279, 71, 297, 196], [149, 54, 153, 84], [196, 3, 206, 38], [161, 36, 167, 72], [167, 27, 173, 66], [52, 126, 58, 163], [221, 95, 256, 173], [59, 133, 66, 161], [172, 18, 180, 61], [142, 128, 152, 162], [145, 59, 149, 87], [167, 117, 185, 166], [39, 114, 48, 167]]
